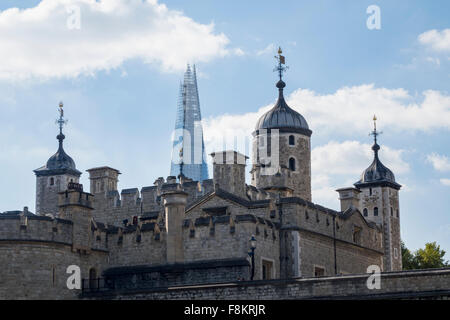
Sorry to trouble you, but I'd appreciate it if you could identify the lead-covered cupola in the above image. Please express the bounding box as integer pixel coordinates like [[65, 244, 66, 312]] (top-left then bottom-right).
[[255, 48, 311, 137], [255, 81, 311, 137], [354, 116, 401, 190], [33, 102, 81, 216], [34, 102, 81, 177]]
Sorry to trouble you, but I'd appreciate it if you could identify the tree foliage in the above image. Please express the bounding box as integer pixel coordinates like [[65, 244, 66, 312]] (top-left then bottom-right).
[[402, 241, 449, 270]]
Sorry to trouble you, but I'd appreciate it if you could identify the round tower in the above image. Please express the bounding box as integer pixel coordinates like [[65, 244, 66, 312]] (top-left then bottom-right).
[[354, 116, 402, 271], [34, 102, 81, 216], [251, 48, 312, 200]]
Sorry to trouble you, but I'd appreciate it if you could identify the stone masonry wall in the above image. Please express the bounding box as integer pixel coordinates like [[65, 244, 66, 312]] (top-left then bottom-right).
[[0, 242, 108, 300], [83, 268, 450, 300]]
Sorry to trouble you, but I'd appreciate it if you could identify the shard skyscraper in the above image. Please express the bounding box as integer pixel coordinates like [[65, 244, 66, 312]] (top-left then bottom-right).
[[170, 64, 209, 181]]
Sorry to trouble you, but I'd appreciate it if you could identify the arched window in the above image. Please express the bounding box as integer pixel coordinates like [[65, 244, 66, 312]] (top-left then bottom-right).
[[396, 209, 399, 218], [50, 177, 54, 186], [289, 135, 295, 146], [374, 207, 378, 216], [363, 208, 368, 217], [289, 157, 296, 171], [89, 268, 97, 290]]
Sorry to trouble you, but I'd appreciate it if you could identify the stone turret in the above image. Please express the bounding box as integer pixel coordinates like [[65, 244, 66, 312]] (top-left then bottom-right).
[[354, 116, 402, 271], [251, 50, 312, 200], [211, 151, 248, 198], [161, 185, 188, 264], [34, 102, 81, 216], [58, 182, 94, 253], [87, 166, 120, 195]]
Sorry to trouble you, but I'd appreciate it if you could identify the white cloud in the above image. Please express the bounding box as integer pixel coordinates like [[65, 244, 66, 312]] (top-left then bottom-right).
[[310, 140, 409, 206], [312, 140, 409, 176], [233, 48, 245, 56], [202, 84, 420, 208], [0, 0, 234, 80], [427, 153, 450, 172], [419, 29, 450, 53], [256, 43, 276, 56], [203, 84, 450, 147], [440, 178, 450, 186], [288, 85, 450, 134]]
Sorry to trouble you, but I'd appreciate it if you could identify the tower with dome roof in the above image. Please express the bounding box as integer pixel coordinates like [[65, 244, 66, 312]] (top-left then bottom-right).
[[354, 115, 402, 271], [251, 47, 312, 200], [34, 102, 81, 216]]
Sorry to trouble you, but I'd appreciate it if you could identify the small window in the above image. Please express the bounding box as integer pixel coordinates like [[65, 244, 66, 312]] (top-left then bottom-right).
[[390, 207, 393, 216], [89, 268, 97, 290], [363, 208, 368, 217], [314, 266, 325, 277], [369, 188, 372, 196], [50, 177, 54, 186], [353, 227, 362, 244], [374, 207, 378, 216], [394, 247, 398, 259], [289, 158, 296, 171], [396, 209, 399, 218], [52, 266, 56, 286], [289, 135, 295, 146], [262, 260, 273, 280]]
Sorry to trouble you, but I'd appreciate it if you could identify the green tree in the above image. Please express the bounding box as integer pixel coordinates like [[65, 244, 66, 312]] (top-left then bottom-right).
[[401, 241, 418, 270], [415, 242, 448, 269], [402, 241, 449, 270]]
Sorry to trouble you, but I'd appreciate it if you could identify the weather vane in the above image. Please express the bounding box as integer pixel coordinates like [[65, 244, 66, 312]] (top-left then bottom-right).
[[56, 101, 68, 134], [274, 47, 288, 81], [369, 114, 382, 144]]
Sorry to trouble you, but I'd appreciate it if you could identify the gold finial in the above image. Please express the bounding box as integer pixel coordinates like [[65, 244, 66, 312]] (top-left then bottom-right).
[[58, 101, 64, 118], [278, 47, 282, 55], [373, 114, 377, 121], [373, 114, 377, 130]]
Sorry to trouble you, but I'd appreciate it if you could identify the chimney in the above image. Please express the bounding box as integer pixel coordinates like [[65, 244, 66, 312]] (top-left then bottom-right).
[[161, 188, 188, 264], [210, 151, 248, 198], [336, 188, 361, 212]]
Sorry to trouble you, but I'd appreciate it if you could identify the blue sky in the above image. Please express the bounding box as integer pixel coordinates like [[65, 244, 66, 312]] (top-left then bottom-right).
[[0, 0, 449, 259]]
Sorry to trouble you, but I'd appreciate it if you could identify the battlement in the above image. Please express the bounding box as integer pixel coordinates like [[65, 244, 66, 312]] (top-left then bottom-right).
[[88, 173, 214, 227], [0, 211, 74, 246]]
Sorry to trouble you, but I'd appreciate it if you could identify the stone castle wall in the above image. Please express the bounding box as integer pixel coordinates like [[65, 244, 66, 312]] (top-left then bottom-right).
[[0, 214, 109, 299], [82, 268, 450, 300]]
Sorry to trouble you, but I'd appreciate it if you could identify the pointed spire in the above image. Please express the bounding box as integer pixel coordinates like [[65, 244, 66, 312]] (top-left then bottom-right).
[[354, 115, 400, 189], [369, 114, 382, 158], [170, 64, 209, 181], [274, 47, 289, 101], [56, 102, 68, 150]]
